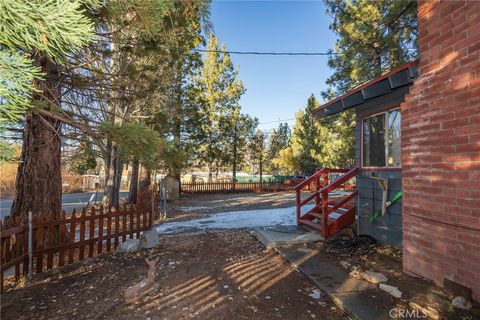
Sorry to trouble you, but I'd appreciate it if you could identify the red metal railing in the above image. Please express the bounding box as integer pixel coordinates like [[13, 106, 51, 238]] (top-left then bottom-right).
[[295, 167, 359, 238]]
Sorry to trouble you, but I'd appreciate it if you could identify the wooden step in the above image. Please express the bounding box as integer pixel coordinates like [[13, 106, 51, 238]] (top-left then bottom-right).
[[309, 211, 323, 219], [298, 218, 322, 231], [327, 208, 356, 236]]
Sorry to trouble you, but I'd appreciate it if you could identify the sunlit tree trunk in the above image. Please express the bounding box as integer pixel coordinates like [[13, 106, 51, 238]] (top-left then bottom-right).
[[11, 54, 62, 218], [128, 159, 139, 204], [138, 164, 151, 193]]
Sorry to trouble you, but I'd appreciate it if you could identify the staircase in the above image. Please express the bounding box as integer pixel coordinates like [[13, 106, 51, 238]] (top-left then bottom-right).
[[295, 167, 359, 239]]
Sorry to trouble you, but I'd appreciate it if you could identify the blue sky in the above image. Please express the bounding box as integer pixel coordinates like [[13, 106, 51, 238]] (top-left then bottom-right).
[[209, 0, 337, 131]]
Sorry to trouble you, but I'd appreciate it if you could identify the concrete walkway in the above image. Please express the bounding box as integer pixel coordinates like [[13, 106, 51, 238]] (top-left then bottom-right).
[[276, 246, 395, 320], [252, 225, 323, 248]]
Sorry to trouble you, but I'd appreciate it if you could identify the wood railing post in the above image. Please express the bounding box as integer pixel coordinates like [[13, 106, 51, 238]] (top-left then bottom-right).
[[296, 189, 301, 223], [322, 191, 329, 238]]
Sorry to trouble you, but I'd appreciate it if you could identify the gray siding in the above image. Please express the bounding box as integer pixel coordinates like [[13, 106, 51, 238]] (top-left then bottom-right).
[[354, 86, 409, 249], [357, 171, 402, 248]]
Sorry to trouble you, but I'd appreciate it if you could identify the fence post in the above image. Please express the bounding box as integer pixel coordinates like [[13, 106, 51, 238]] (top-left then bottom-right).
[[28, 211, 33, 280], [160, 180, 167, 220]]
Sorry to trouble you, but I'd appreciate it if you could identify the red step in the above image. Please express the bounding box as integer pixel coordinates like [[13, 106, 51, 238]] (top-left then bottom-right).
[[298, 218, 322, 231], [299, 206, 356, 236], [327, 207, 356, 236]]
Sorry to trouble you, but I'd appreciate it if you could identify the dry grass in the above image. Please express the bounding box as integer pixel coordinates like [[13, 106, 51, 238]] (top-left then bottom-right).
[[62, 171, 83, 193], [0, 160, 18, 198], [0, 162, 85, 197]]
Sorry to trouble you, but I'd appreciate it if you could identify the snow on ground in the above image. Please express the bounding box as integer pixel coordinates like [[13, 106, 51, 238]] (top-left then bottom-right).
[[157, 204, 315, 234], [176, 206, 212, 212]]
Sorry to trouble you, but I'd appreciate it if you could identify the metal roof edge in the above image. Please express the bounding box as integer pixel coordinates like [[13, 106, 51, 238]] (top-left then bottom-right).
[[312, 60, 420, 117]]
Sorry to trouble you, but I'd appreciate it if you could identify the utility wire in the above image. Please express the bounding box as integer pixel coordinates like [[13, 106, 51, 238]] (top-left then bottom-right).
[[194, 49, 336, 56], [258, 118, 295, 125]]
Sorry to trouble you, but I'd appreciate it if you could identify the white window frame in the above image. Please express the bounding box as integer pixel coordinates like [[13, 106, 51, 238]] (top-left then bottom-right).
[[361, 108, 401, 169]]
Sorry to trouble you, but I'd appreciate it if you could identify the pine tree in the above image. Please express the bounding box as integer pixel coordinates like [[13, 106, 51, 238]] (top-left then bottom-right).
[[224, 114, 257, 182], [1, 0, 98, 217], [271, 147, 298, 175], [266, 123, 291, 175], [323, 0, 417, 95], [193, 33, 245, 181], [249, 129, 268, 181], [290, 95, 322, 175], [273, 95, 355, 175]]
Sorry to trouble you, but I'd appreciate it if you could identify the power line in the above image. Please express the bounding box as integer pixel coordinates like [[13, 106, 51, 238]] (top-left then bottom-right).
[[258, 118, 295, 125], [194, 49, 336, 56]]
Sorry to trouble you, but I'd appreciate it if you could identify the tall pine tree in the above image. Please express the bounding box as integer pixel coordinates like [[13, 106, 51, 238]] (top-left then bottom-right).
[[193, 33, 245, 181], [266, 123, 291, 175], [1, 0, 98, 217], [290, 95, 322, 175], [324, 0, 417, 96]]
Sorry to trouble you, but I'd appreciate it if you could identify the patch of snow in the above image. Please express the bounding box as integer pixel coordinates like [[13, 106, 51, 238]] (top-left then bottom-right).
[[176, 206, 211, 212], [308, 289, 322, 300], [157, 205, 314, 234], [379, 283, 402, 298]]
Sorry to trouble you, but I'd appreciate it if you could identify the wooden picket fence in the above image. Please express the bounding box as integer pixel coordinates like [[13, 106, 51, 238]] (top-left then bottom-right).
[[0, 205, 153, 292], [181, 181, 294, 193], [137, 183, 159, 215]]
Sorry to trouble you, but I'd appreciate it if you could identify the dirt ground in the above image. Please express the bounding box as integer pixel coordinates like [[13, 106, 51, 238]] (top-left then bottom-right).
[[2, 230, 349, 320], [311, 232, 480, 320]]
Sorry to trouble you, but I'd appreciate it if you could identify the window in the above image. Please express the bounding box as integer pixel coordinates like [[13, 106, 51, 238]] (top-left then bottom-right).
[[362, 109, 401, 168]]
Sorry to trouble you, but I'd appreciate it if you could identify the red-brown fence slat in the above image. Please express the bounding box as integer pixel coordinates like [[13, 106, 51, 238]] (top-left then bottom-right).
[[123, 206, 128, 241], [4, 218, 12, 271], [88, 207, 96, 257], [114, 208, 120, 248], [46, 212, 55, 270], [14, 217, 21, 280], [68, 209, 76, 264], [79, 208, 86, 261], [98, 207, 104, 254], [22, 216, 28, 275], [129, 205, 134, 239], [148, 208, 153, 229], [35, 213, 45, 273], [143, 209, 147, 230], [58, 211, 66, 267], [106, 207, 112, 252], [136, 208, 141, 238]]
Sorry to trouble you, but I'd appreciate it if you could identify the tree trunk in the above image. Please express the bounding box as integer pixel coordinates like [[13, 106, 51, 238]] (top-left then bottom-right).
[[138, 164, 151, 193], [103, 138, 112, 196], [10, 54, 62, 218], [173, 80, 183, 193], [128, 159, 139, 204], [232, 132, 237, 183], [259, 157, 263, 183], [208, 163, 213, 183], [103, 144, 119, 207], [112, 158, 124, 208]]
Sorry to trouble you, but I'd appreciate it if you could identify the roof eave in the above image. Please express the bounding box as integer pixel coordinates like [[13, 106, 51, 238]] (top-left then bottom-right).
[[313, 60, 419, 119]]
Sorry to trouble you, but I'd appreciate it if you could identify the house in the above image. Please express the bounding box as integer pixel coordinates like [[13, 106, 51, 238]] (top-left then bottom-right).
[[298, 0, 480, 301], [313, 61, 419, 249]]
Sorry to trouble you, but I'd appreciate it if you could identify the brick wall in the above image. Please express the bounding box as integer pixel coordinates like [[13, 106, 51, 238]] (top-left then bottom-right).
[[401, 0, 480, 300]]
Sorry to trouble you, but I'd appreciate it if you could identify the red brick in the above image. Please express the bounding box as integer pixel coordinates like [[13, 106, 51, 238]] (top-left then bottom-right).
[[400, 0, 480, 301]]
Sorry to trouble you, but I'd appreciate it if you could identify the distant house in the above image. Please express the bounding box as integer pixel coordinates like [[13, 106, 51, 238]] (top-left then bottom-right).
[[302, 0, 480, 301]]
